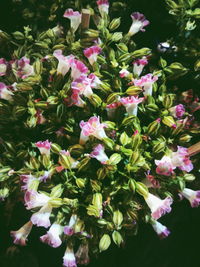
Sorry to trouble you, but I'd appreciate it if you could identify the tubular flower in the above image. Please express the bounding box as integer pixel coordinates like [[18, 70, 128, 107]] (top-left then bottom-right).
[[171, 146, 193, 172], [133, 57, 148, 76], [119, 68, 130, 78], [84, 46, 102, 65], [24, 190, 50, 210], [31, 203, 53, 228], [128, 12, 149, 36], [64, 214, 78, 236], [40, 223, 63, 248], [144, 193, 173, 220], [96, 0, 109, 17], [88, 73, 102, 89], [35, 140, 52, 156], [71, 75, 93, 98], [71, 59, 88, 80], [63, 9, 82, 32], [10, 221, 33, 246], [63, 246, 77, 267], [75, 243, 90, 265], [90, 144, 109, 164], [181, 188, 200, 208], [0, 82, 14, 101], [11, 56, 34, 79], [155, 156, 175, 176], [106, 102, 122, 119], [169, 104, 185, 119], [151, 221, 170, 239], [120, 96, 144, 116], [53, 50, 74, 76], [20, 174, 39, 192], [0, 58, 7, 76], [79, 116, 108, 144], [134, 73, 158, 96]]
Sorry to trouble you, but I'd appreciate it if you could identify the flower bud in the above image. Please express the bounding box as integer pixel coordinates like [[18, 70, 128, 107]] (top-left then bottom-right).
[[128, 179, 136, 192], [118, 53, 132, 63], [136, 182, 149, 197], [0, 188, 9, 200], [120, 132, 131, 146], [153, 142, 166, 153], [163, 94, 175, 108], [126, 86, 143, 96], [130, 150, 140, 165], [50, 184, 64, 198], [49, 198, 63, 208], [76, 178, 86, 188], [59, 153, 71, 169], [179, 134, 192, 143], [116, 43, 128, 52], [103, 138, 115, 150], [109, 18, 121, 31], [51, 143, 62, 154], [92, 193, 102, 210], [131, 48, 151, 58], [183, 173, 195, 182], [113, 210, 123, 229], [147, 118, 161, 135], [13, 31, 25, 40], [112, 231, 123, 246], [109, 153, 122, 165], [162, 116, 176, 127], [131, 131, 142, 150], [77, 157, 91, 172], [89, 94, 102, 107], [99, 234, 111, 252], [111, 32, 123, 42]]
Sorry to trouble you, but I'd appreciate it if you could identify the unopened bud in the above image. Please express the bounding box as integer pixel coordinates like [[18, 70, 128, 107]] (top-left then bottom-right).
[[136, 182, 149, 197], [163, 94, 175, 108], [76, 178, 86, 188], [109, 18, 121, 31], [113, 210, 123, 229], [99, 234, 111, 252], [128, 179, 136, 192], [162, 116, 176, 127], [147, 118, 161, 135]]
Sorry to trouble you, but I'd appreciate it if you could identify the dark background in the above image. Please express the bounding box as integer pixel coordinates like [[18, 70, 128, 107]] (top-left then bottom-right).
[[0, 0, 200, 266]]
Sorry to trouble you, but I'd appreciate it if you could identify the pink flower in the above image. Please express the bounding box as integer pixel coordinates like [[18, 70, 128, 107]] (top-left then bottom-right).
[[171, 146, 193, 172], [11, 56, 34, 79], [71, 59, 88, 80], [40, 223, 63, 248], [133, 57, 148, 76], [75, 243, 90, 265], [152, 221, 170, 239], [144, 193, 173, 220], [134, 73, 158, 96], [96, 0, 109, 16], [64, 214, 77, 236], [181, 188, 200, 208], [39, 170, 52, 183], [128, 12, 149, 36], [79, 116, 108, 144], [71, 74, 93, 99], [10, 221, 33, 246], [24, 190, 50, 210], [0, 82, 14, 101], [20, 174, 39, 192], [120, 96, 144, 116], [169, 104, 185, 118], [63, 246, 77, 267], [90, 144, 109, 164], [0, 58, 7, 76], [71, 92, 86, 107], [88, 73, 102, 89], [119, 68, 130, 78], [84, 46, 102, 65], [63, 9, 82, 32], [155, 156, 175, 176], [31, 203, 52, 228], [106, 102, 122, 118], [53, 50, 74, 76], [35, 140, 52, 156]]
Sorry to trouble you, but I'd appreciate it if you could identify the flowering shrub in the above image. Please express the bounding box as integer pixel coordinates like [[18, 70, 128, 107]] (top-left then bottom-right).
[[0, 0, 200, 266]]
